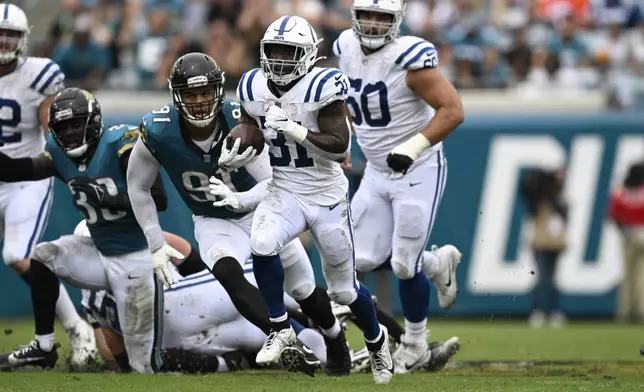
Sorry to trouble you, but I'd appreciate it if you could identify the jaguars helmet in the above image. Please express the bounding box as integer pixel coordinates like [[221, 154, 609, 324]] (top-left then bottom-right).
[[260, 16, 323, 86], [351, 0, 405, 49], [168, 52, 225, 128], [0, 3, 30, 64], [48, 88, 103, 160]]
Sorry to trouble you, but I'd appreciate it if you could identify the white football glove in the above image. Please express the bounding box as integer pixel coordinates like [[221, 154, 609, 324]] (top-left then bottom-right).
[[218, 137, 257, 172], [264, 105, 308, 143], [208, 177, 241, 210], [152, 243, 184, 289]]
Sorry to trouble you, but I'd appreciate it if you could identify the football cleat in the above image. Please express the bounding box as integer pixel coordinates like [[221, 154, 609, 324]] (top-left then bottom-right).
[[324, 329, 351, 376], [66, 319, 98, 369], [425, 337, 460, 372], [256, 326, 297, 365], [392, 332, 431, 374], [280, 340, 321, 377], [350, 347, 370, 373], [0, 340, 59, 370], [368, 325, 394, 384], [428, 245, 462, 309]]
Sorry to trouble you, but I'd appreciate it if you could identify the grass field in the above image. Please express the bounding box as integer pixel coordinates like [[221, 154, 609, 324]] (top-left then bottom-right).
[[0, 318, 643, 392]]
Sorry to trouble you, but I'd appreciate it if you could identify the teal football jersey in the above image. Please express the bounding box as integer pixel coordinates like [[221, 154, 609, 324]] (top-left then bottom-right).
[[141, 99, 257, 219], [45, 124, 148, 256]]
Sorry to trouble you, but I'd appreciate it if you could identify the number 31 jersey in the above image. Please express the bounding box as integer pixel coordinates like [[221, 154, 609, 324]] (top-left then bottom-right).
[[333, 30, 443, 173], [238, 67, 349, 206], [0, 57, 65, 158]]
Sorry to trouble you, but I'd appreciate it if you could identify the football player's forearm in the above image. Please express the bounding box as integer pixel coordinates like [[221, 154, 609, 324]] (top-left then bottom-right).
[[300, 136, 349, 162], [126, 141, 165, 251], [0, 153, 56, 182], [419, 106, 464, 146]]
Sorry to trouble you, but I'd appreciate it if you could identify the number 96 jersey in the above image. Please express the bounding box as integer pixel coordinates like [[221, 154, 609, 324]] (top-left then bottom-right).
[[238, 67, 349, 206], [333, 30, 443, 174]]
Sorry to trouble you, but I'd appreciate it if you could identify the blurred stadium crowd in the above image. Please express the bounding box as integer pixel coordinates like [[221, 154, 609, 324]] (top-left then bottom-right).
[[27, 0, 644, 109]]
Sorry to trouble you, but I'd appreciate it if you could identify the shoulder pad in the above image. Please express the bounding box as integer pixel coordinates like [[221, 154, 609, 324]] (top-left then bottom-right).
[[26, 58, 65, 96], [237, 68, 261, 102], [303, 68, 348, 105], [332, 29, 353, 57], [221, 99, 243, 129], [106, 123, 141, 157], [141, 105, 175, 139], [393, 37, 438, 71]]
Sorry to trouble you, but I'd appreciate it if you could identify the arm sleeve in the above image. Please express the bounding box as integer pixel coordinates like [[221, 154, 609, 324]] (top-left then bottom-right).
[[126, 139, 165, 252], [232, 149, 272, 213]]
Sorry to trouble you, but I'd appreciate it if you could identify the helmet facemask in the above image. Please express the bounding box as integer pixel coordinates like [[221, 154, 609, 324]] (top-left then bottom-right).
[[0, 28, 27, 64], [50, 111, 102, 159], [351, 8, 402, 49], [261, 42, 315, 86], [171, 76, 225, 128]]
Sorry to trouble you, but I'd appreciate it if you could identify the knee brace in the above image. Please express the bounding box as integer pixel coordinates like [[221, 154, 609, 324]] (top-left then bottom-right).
[[328, 289, 357, 306]]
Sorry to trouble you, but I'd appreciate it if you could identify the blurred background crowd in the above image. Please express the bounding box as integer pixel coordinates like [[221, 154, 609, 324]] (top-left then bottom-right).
[[17, 0, 644, 110]]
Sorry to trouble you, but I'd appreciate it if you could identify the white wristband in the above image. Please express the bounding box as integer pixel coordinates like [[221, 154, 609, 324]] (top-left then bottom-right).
[[290, 123, 308, 143]]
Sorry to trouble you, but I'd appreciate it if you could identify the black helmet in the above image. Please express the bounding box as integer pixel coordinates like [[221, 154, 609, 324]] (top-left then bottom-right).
[[48, 88, 102, 160], [168, 52, 225, 128]]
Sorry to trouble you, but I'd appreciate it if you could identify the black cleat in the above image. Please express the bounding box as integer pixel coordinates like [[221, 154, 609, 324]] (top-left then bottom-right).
[[0, 340, 59, 370], [425, 337, 460, 372], [324, 330, 351, 376], [280, 340, 321, 377]]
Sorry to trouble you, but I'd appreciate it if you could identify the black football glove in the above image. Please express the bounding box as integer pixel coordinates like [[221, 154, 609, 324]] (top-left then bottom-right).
[[386, 152, 414, 175], [69, 177, 111, 209]]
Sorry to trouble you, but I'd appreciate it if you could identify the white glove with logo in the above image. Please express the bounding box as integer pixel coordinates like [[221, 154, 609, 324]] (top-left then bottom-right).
[[152, 243, 184, 288], [208, 177, 241, 210], [218, 137, 257, 172], [264, 105, 308, 143]]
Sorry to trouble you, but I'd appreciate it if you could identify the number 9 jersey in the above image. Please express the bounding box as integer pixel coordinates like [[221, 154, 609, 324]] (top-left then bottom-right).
[[333, 30, 443, 174]]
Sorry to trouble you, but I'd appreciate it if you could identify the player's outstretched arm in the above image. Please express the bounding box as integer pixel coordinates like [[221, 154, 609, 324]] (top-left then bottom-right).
[[126, 139, 166, 252], [120, 148, 168, 211], [0, 151, 59, 182]]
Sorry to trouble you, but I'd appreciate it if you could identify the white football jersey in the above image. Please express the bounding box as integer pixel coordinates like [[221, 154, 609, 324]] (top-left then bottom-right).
[[333, 30, 443, 174], [238, 67, 349, 206], [0, 57, 65, 158]]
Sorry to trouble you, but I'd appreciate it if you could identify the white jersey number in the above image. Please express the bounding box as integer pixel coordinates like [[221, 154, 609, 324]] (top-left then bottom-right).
[[71, 177, 127, 224], [257, 116, 314, 168], [182, 170, 236, 203], [345, 79, 391, 127], [0, 99, 22, 144]]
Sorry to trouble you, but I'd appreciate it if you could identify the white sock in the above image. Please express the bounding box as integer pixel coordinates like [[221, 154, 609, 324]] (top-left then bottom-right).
[[320, 319, 341, 339], [56, 284, 82, 330], [365, 327, 383, 344], [297, 328, 327, 365], [217, 357, 230, 372], [35, 333, 55, 352], [404, 318, 428, 343], [422, 251, 441, 277]]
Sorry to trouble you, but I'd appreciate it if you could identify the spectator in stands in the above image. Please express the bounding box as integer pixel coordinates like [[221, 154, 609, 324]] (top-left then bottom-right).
[[505, 25, 533, 82], [609, 161, 644, 324], [521, 167, 568, 329], [135, 7, 174, 89], [47, 0, 82, 54], [236, 0, 276, 67], [205, 20, 249, 86], [52, 13, 111, 91]]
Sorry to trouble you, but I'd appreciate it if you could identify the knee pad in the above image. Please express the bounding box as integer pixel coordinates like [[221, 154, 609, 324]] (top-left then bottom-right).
[[207, 245, 236, 267], [250, 234, 279, 257], [318, 227, 353, 266], [284, 265, 315, 301], [29, 242, 60, 272], [328, 289, 357, 306], [355, 255, 379, 273], [391, 258, 415, 280]]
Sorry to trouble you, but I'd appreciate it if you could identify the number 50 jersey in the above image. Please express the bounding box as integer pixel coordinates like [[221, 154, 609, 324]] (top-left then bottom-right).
[[333, 30, 443, 174], [238, 67, 349, 206]]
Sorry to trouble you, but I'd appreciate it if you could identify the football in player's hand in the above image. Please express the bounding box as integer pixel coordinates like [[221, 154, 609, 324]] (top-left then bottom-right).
[[227, 123, 265, 155]]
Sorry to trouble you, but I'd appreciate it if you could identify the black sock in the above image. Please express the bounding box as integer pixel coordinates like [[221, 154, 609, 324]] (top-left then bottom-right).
[[30, 260, 59, 336], [114, 352, 132, 373], [176, 248, 207, 277], [296, 285, 337, 331], [288, 309, 312, 329], [20, 268, 33, 285], [211, 257, 272, 335], [375, 307, 404, 344]]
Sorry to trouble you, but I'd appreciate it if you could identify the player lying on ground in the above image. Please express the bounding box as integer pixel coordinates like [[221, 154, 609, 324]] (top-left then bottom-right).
[[73, 220, 460, 374], [334, 0, 465, 373], [225, 15, 393, 384], [0, 89, 168, 373], [127, 53, 348, 376], [0, 3, 96, 365]]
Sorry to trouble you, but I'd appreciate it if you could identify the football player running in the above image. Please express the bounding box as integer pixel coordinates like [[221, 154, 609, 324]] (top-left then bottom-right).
[[127, 53, 349, 376], [0, 88, 166, 373], [224, 16, 393, 384], [333, 0, 464, 373], [0, 3, 95, 364]]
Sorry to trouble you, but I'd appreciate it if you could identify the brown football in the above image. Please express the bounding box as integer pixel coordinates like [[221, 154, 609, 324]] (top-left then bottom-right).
[[226, 123, 265, 155]]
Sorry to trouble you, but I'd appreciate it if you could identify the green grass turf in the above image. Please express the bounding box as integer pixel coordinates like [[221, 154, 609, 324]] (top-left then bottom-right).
[[0, 318, 642, 391]]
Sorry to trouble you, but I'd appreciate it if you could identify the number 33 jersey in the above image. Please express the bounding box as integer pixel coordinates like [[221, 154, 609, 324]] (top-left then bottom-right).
[[238, 67, 349, 206], [333, 30, 443, 173], [0, 57, 65, 158]]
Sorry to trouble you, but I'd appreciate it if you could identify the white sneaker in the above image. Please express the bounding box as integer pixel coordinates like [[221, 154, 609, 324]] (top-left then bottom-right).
[[428, 245, 462, 309], [550, 311, 566, 329], [528, 310, 546, 329], [392, 333, 431, 374], [256, 326, 297, 365], [65, 320, 97, 369], [368, 325, 394, 384]]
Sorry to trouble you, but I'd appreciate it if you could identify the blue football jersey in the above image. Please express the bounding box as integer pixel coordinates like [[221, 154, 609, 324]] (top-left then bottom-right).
[[45, 124, 148, 256], [140, 99, 257, 219]]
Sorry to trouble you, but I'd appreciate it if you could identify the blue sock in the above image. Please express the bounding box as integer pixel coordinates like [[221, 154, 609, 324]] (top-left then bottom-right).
[[20, 268, 32, 285], [252, 254, 286, 319], [399, 272, 430, 323], [348, 282, 381, 341], [290, 318, 305, 335]]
